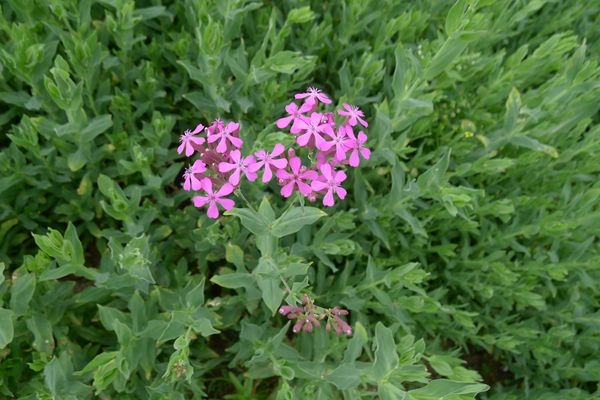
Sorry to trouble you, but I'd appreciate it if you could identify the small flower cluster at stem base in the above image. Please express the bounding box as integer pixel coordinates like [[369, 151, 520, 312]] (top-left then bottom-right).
[[176, 87, 370, 218], [279, 294, 352, 336]]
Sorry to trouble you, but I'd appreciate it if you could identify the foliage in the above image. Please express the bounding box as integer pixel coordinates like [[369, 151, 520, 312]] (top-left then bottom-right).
[[1, 0, 599, 398]]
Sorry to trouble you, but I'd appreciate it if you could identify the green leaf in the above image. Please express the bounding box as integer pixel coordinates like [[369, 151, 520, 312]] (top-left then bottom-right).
[[211, 272, 253, 289], [424, 35, 473, 80], [327, 364, 361, 390], [10, 272, 36, 316], [64, 222, 84, 266], [38, 263, 96, 281], [408, 380, 489, 399], [81, 115, 112, 142], [267, 51, 314, 74], [225, 243, 245, 270], [504, 87, 522, 131], [254, 258, 284, 314], [371, 322, 399, 381], [26, 313, 55, 354], [379, 383, 410, 400], [509, 135, 559, 158], [445, 0, 468, 35], [286, 6, 315, 24], [271, 207, 326, 238], [185, 279, 205, 307], [258, 197, 276, 222], [226, 208, 269, 235], [67, 148, 87, 172], [0, 308, 14, 349]]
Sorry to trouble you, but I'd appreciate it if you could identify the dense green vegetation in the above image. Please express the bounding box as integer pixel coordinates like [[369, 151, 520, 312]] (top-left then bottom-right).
[[1, 0, 599, 398]]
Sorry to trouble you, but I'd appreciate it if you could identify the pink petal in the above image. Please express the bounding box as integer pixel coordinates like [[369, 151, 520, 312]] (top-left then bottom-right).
[[202, 178, 213, 194], [245, 170, 258, 182], [177, 142, 186, 155], [191, 123, 205, 135], [185, 143, 195, 157], [296, 132, 311, 147], [335, 186, 347, 200], [276, 169, 292, 180], [276, 116, 293, 129], [299, 169, 319, 180], [225, 121, 239, 133], [285, 102, 299, 114], [229, 150, 242, 162], [228, 136, 243, 148], [206, 202, 219, 218], [319, 164, 332, 180], [193, 195, 209, 207], [216, 183, 235, 197], [311, 180, 328, 192], [191, 178, 203, 191], [297, 181, 312, 196], [281, 181, 295, 198], [219, 162, 236, 173], [262, 165, 273, 183], [360, 147, 371, 160], [228, 170, 241, 186], [289, 157, 301, 174], [358, 131, 368, 143], [323, 190, 335, 206], [335, 144, 347, 160], [349, 151, 360, 167], [270, 158, 288, 169], [216, 137, 228, 153], [334, 170, 347, 183], [272, 143, 285, 156], [218, 198, 235, 211], [290, 119, 306, 134]]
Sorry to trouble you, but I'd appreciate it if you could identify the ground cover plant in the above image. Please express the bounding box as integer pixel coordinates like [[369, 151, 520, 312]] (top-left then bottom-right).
[[1, 0, 599, 398]]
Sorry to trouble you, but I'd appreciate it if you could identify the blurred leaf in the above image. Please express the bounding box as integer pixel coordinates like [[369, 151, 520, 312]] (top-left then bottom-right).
[[271, 207, 326, 238], [0, 308, 14, 348]]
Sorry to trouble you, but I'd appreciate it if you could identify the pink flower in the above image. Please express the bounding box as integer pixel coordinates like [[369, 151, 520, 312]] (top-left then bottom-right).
[[177, 123, 205, 156], [338, 104, 368, 128], [207, 121, 243, 153], [192, 178, 235, 219], [276, 102, 313, 134], [182, 160, 206, 191], [322, 124, 351, 161], [250, 144, 288, 183], [311, 163, 347, 207], [206, 119, 225, 135], [295, 86, 332, 106], [276, 156, 318, 198], [294, 112, 334, 150], [218, 150, 257, 186], [343, 130, 370, 167]]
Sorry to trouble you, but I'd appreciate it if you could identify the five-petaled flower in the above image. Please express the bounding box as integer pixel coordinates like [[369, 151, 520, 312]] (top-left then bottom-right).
[[218, 149, 257, 186], [192, 178, 235, 219], [177, 123, 205, 157], [311, 163, 347, 206], [338, 103, 368, 128], [250, 144, 289, 183], [207, 121, 243, 153], [276, 156, 318, 198], [294, 86, 332, 106]]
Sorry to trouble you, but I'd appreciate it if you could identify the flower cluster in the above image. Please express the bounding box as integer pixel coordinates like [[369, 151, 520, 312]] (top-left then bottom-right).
[[279, 294, 352, 336], [177, 87, 370, 218]]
